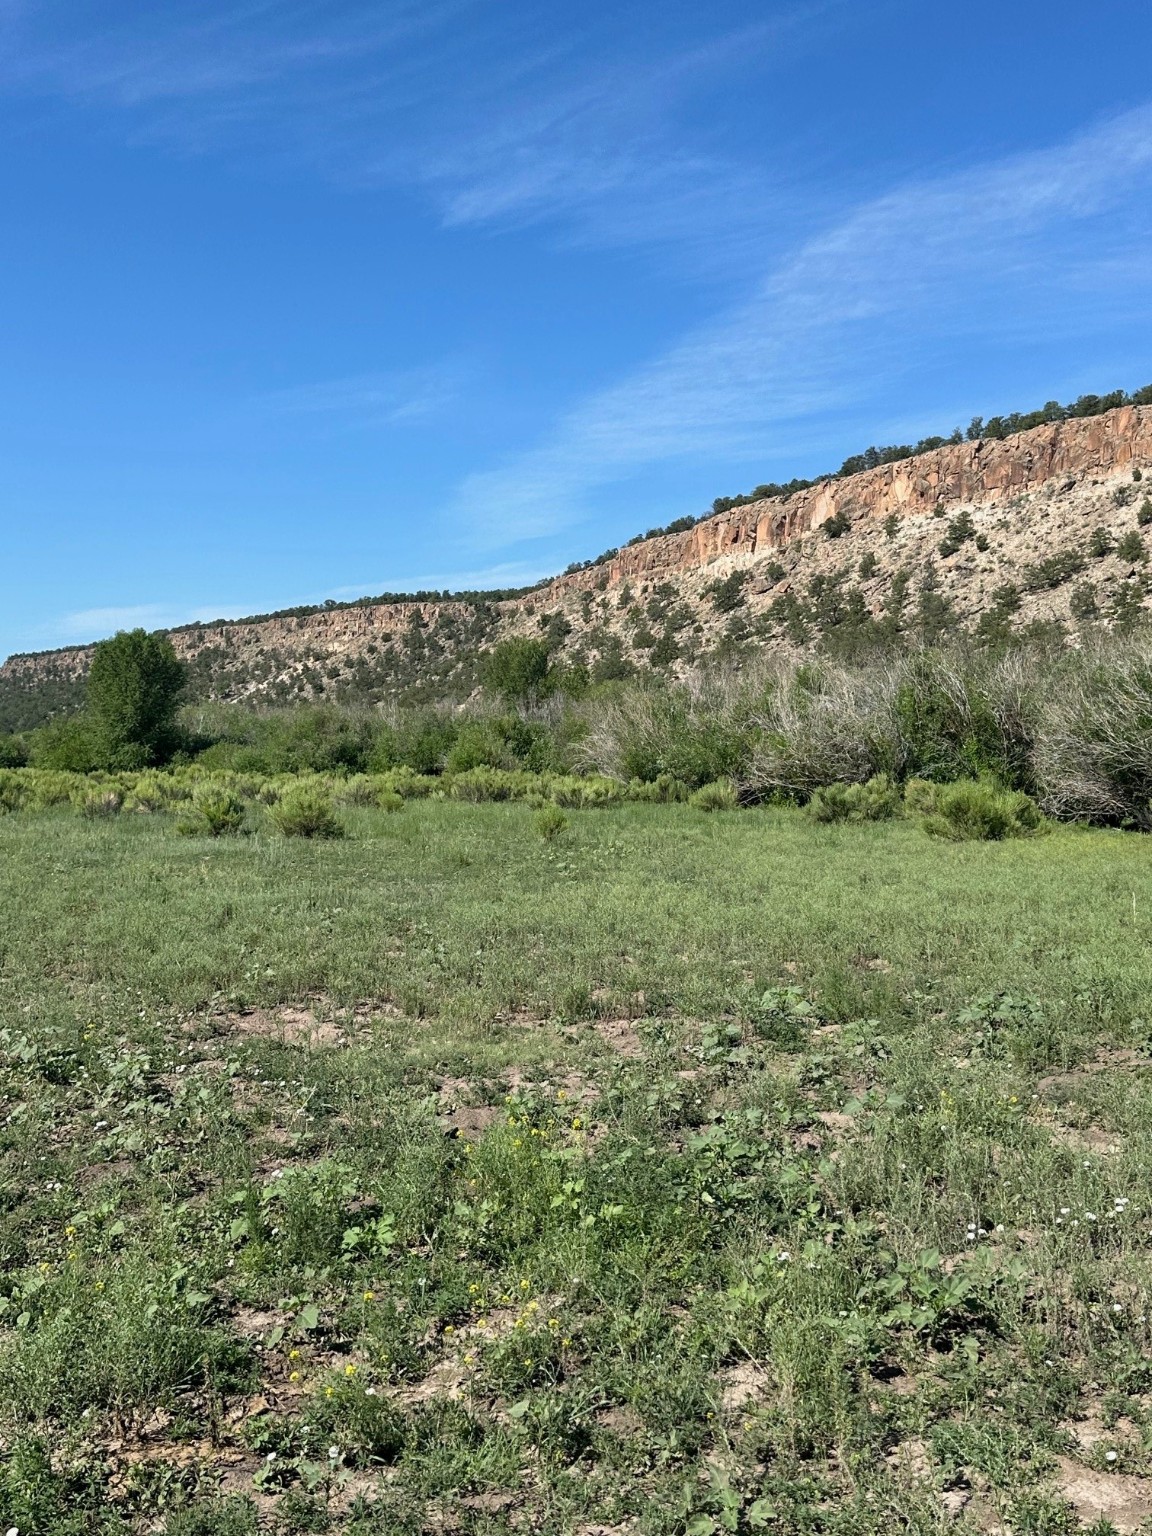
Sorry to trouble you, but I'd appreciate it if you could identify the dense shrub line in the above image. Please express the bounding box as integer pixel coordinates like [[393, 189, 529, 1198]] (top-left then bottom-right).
[[4, 636, 1152, 831], [0, 760, 1046, 841]]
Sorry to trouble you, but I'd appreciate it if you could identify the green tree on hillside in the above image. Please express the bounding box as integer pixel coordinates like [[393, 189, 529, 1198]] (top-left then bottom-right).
[[87, 629, 186, 766], [482, 638, 553, 706]]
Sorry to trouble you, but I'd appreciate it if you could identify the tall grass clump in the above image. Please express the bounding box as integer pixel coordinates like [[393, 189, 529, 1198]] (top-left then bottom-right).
[[1034, 639, 1152, 829], [738, 651, 1041, 802], [579, 677, 754, 789], [806, 774, 901, 823], [741, 660, 900, 800], [268, 786, 345, 839], [177, 787, 246, 837], [689, 780, 739, 811], [908, 778, 1042, 840]]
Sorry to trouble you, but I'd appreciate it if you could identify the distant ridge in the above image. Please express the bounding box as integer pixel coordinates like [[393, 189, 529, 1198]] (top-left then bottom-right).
[[3, 398, 1152, 730]]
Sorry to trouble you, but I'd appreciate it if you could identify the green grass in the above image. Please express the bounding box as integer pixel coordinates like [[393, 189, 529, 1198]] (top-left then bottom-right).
[[2, 801, 1152, 1533]]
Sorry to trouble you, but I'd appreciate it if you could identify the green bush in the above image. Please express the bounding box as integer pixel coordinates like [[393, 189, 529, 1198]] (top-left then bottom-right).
[[445, 765, 530, 802], [705, 570, 748, 613], [29, 716, 104, 772], [0, 769, 30, 814], [689, 780, 739, 811], [913, 779, 1042, 840], [938, 509, 975, 558], [80, 789, 123, 819], [482, 638, 553, 706], [627, 771, 690, 802], [444, 715, 556, 774], [892, 653, 1034, 788], [269, 788, 345, 839], [125, 771, 188, 812], [588, 688, 753, 788], [0, 733, 27, 767], [1021, 551, 1087, 591], [192, 703, 379, 775], [823, 508, 851, 539], [533, 804, 568, 841], [369, 713, 458, 775], [192, 788, 246, 837], [546, 775, 623, 808], [1116, 529, 1146, 564], [807, 774, 901, 823]]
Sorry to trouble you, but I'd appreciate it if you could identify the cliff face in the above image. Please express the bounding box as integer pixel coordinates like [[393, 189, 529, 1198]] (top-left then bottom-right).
[[4, 404, 1152, 716], [543, 405, 1152, 593]]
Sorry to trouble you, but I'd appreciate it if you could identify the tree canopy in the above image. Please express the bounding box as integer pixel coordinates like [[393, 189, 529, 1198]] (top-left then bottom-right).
[[482, 638, 552, 705], [87, 629, 186, 766]]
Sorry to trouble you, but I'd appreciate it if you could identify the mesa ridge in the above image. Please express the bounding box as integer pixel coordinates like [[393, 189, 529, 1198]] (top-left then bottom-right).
[[4, 403, 1152, 720]]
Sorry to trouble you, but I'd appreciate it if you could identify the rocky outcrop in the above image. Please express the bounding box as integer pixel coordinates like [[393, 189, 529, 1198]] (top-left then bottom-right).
[[541, 405, 1152, 593], [4, 404, 1152, 709]]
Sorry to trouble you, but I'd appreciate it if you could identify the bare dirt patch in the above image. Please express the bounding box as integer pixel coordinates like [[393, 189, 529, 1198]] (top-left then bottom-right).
[[884, 1436, 931, 1479], [1054, 1456, 1152, 1532], [595, 1403, 644, 1438], [717, 1360, 772, 1414], [1038, 1047, 1148, 1099], [1050, 1123, 1123, 1156], [436, 1076, 505, 1139], [226, 1006, 348, 1048], [592, 1018, 645, 1058]]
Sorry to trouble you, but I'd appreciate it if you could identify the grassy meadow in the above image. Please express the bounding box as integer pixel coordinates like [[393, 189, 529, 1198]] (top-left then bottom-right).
[[3, 798, 1152, 1533]]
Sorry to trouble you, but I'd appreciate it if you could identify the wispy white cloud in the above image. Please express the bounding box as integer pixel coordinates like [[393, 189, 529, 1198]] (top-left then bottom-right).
[[0, 2, 834, 270], [445, 103, 1152, 544], [247, 360, 469, 429], [0, 2, 453, 106], [395, 10, 832, 260]]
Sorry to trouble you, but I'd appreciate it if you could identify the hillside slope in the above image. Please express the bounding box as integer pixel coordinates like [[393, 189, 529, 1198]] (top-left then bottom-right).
[[4, 404, 1152, 726]]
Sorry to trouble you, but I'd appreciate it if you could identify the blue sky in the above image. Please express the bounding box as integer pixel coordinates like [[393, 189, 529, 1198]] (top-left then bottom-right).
[[3, 0, 1152, 660]]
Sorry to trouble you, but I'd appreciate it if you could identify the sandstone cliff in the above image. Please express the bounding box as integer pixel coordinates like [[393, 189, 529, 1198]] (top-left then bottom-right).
[[4, 405, 1152, 719]]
